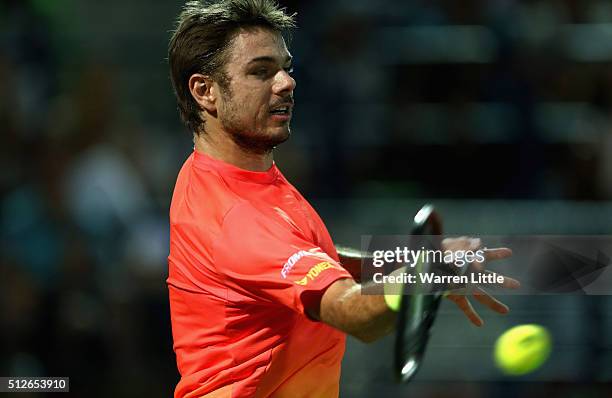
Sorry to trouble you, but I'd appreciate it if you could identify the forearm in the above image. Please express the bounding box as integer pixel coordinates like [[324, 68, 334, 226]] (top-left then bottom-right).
[[312, 278, 396, 343]]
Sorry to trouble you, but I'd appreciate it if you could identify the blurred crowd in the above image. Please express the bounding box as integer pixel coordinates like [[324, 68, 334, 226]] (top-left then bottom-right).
[[1, 0, 612, 396], [1, 1, 177, 395]]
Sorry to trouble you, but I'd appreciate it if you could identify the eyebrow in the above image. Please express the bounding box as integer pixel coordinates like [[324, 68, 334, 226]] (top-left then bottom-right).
[[246, 55, 293, 66]]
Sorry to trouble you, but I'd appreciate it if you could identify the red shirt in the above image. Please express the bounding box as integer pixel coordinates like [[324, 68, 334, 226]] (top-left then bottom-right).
[[167, 151, 352, 398]]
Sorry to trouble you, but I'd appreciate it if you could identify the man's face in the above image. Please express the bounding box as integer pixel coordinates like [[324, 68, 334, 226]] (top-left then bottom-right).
[[216, 27, 295, 153]]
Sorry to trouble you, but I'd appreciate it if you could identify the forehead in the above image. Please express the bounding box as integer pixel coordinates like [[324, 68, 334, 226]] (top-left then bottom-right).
[[226, 27, 290, 67]]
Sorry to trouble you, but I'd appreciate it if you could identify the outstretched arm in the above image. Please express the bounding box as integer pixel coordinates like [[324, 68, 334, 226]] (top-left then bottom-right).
[[310, 239, 519, 343]]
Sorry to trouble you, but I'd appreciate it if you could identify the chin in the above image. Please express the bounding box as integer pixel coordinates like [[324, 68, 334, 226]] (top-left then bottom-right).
[[228, 127, 291, 153], [275, 127, 291, 143], [265, 125, 291, 145]]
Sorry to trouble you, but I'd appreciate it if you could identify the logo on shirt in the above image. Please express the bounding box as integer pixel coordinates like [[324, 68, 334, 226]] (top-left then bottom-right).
[[294, 261, 336, 286], [281, 248, 330, 279]]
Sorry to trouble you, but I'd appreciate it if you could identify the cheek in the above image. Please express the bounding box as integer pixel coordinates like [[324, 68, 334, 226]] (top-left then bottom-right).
[[225, 85, 271, 127], [250, 98, 270, 124], [242, 86, 268, 106]]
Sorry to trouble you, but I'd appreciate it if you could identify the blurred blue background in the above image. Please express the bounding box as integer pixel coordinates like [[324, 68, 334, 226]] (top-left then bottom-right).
[[1, 0, 612, 396]]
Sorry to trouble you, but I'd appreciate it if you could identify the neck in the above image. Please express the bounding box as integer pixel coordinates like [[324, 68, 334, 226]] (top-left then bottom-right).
[[194, 130, 274, 172]]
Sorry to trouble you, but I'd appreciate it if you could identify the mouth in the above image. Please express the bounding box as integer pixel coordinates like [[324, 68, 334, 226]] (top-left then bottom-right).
[[270, 107, 290, 115], [269, 102, 294, 117]]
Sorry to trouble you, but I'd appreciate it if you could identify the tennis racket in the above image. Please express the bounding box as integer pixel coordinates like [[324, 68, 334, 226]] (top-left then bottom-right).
[[394, 204, 443, 382]]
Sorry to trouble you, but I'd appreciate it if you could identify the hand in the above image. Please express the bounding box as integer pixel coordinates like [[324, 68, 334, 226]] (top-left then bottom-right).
[[441, 237, 520, 326]]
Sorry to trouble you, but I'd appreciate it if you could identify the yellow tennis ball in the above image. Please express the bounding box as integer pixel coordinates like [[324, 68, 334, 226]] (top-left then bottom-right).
[[494, 324, 551, 375]]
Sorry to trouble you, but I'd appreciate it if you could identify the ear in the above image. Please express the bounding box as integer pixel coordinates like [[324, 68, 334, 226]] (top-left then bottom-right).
[[188, 73, 217, 114]]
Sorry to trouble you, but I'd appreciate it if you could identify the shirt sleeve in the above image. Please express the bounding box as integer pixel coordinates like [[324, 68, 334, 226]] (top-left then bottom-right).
[[213, 202, 352, 315]]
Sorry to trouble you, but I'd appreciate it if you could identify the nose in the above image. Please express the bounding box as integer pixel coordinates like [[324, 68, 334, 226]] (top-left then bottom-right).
[[273, 69, 296, 95]]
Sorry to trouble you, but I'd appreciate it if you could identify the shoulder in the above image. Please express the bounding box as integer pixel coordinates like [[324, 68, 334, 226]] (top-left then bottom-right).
[[170, 157, 240, 230], [219, 199, 301, 237]]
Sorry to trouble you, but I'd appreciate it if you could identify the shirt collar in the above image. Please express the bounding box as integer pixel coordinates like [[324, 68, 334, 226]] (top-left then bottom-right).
[[193, 149, 280, 184]]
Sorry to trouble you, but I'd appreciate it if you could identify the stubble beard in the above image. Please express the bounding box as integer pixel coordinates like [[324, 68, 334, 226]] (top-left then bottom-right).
[[219, 89, 290, 155]]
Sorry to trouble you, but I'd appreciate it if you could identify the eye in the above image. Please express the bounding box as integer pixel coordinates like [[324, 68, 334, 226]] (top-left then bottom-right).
[[254, 68, 269, 77], [284, 66, 294, 75]]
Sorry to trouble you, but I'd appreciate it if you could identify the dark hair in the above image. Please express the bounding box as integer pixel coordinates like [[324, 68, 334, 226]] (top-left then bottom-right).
[[168, 0, 296, 134]]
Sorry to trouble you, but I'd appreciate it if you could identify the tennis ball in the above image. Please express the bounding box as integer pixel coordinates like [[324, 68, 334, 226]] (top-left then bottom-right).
[[494, 324, 551, 376]]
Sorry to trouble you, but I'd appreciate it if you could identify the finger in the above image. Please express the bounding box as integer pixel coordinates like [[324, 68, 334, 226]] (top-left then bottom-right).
[[483, 247, 513, 261], [468, 237, 481, 251], [442, 237, 480, 252], [483, 270, 521, 289], [472, 287, 509, 314], [447, 294, 483, 327]]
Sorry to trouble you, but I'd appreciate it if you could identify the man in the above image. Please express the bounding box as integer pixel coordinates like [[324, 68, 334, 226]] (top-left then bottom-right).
[[166, 1, 519, 397]]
